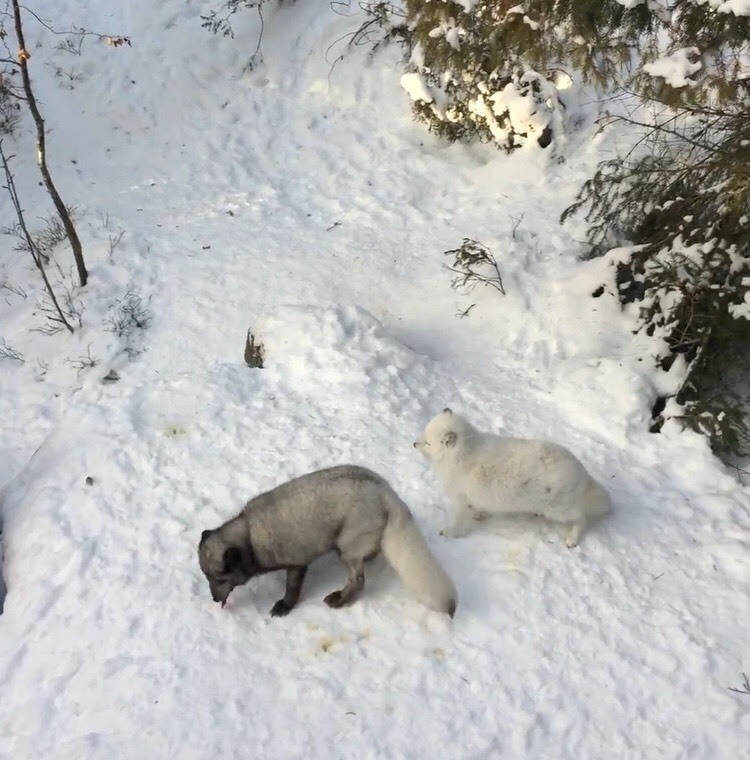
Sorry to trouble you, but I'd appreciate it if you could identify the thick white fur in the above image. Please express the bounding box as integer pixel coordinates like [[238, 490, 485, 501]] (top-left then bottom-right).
[[414, 410, 611, 547], [380, 485, 457, 616]]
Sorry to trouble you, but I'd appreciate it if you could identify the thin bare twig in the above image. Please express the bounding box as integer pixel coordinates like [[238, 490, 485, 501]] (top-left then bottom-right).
[[0, 140, 73, 333], [17, 7, 129, 46], [444, 238, 505, 296], [729, 673, 750, 696], [66, 344, 98, 374], [0, 337, 24, 362]]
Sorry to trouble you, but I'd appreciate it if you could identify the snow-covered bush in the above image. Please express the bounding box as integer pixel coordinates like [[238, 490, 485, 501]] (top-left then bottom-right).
[[400, 1, 567, 151], [401, 0, 750, 153], [401, 62, 562, 150], [402, 0, 750, 452], [563, 2, 750, 456], [398, 0, 680, 151]]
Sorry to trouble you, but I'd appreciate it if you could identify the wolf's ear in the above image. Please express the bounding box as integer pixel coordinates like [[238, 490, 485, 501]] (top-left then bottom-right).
[[443, 407, 453, 415], [223, 546, 242, 572], [200, 529, 212, 544], [441, 430, 457, 448]]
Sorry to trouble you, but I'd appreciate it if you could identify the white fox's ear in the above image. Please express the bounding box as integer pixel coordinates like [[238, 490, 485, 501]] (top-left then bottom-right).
[[441, 431, 457, 448], [443, 407, 453, 415]]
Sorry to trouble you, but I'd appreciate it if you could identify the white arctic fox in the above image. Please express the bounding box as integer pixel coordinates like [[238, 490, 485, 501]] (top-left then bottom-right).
[[414, 409, 611, 547]]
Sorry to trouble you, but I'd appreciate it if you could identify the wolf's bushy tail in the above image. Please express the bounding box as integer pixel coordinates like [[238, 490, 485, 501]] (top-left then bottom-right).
[[380, 488, 457, 617]]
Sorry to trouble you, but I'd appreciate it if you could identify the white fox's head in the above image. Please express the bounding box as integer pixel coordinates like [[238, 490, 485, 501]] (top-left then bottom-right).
[[414, 408, 474, 463]]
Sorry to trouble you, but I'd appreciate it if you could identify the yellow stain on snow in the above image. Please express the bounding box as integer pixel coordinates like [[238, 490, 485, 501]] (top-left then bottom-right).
[[163, 423, 188, 437]]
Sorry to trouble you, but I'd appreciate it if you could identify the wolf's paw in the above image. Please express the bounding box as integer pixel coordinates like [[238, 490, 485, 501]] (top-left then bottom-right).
[[324, 590, 345, 608], [270, 600, 293, 617]]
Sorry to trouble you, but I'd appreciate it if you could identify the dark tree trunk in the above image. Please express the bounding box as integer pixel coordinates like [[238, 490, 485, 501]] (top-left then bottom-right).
[[11, 0, 88, 287]]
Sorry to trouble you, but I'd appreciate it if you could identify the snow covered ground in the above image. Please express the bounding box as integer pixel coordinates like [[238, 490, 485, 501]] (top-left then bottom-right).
[[0, 0, 748, 757]]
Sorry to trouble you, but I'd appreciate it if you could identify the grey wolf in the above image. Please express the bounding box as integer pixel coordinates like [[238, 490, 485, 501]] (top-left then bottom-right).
[[198, 465, 457, 616], [414, 409, 611, 547]]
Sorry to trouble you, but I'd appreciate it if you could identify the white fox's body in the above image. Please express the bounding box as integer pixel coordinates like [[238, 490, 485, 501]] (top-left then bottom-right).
[[415, 410, 611, 547]]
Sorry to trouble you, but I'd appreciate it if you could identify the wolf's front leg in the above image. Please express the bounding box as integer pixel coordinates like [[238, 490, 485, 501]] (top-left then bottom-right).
[[441, 500, 476, 538], [324, 556, 365, 608], [270, 566, 308, 617]]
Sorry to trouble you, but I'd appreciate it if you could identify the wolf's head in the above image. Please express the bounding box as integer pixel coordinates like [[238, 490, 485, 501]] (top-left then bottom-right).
[[198, 528, 258, 607], [413, 408, 474, 464]]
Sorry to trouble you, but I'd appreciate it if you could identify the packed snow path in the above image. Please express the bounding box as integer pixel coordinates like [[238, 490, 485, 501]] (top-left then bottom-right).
[[0, 1, 747, 758]]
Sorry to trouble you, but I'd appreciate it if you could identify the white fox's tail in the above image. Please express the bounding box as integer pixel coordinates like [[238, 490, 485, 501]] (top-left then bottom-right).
[[380, 488, 457, 617], [583, 477, 612, 518]]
